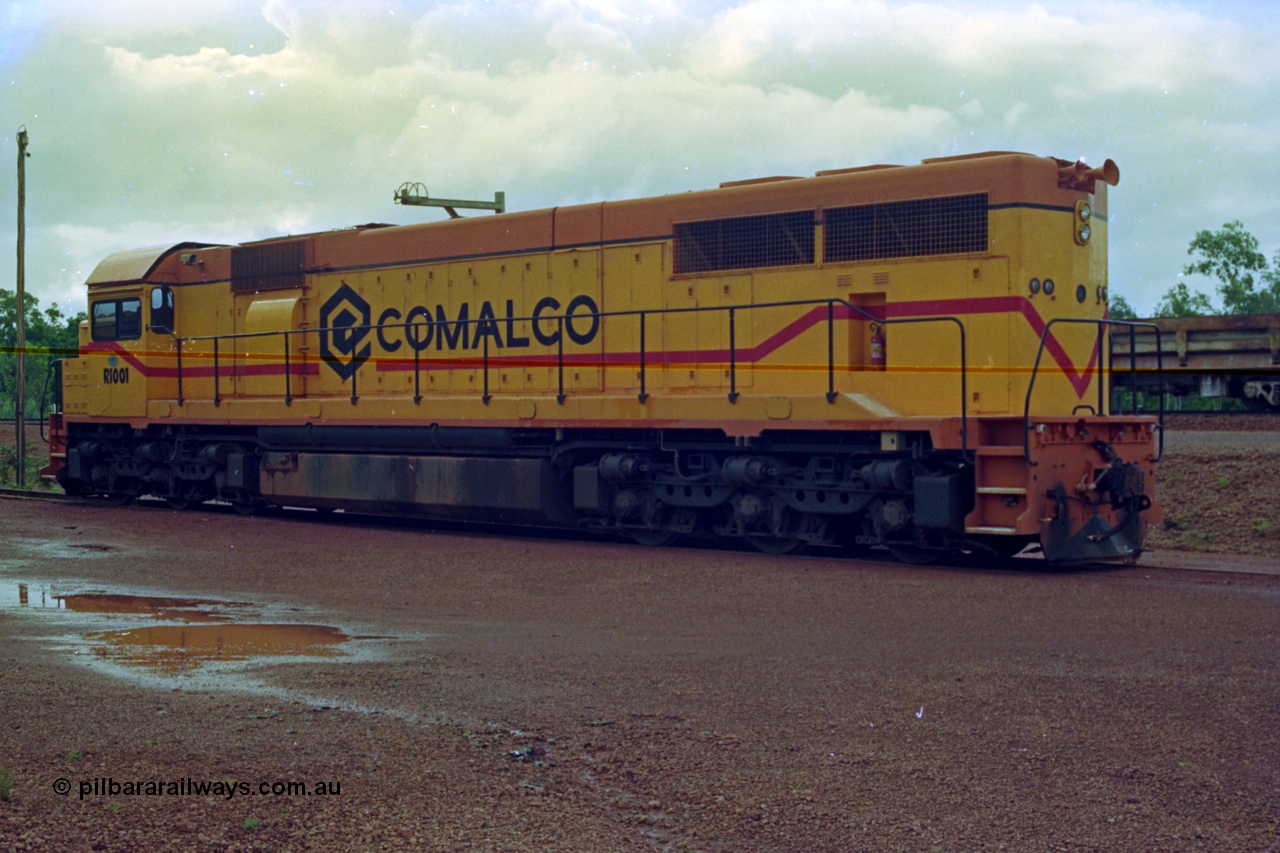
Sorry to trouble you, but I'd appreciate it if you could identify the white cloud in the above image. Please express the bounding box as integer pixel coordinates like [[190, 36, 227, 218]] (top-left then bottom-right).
[[1, 0, 1278, 315]]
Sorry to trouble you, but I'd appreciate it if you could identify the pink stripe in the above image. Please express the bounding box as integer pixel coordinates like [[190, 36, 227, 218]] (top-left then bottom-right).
[[887, 297, 1099, 396], [81, 296, 1101, 399], [82, 343, 319, 379]]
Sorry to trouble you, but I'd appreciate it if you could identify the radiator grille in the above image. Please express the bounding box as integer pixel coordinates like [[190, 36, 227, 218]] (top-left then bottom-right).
[[231, 241, 306, 293], [674, 211, 815, 274], [824, 194, 988, 263]]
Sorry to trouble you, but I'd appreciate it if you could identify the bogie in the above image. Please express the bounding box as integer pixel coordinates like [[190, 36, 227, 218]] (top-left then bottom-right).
[[56, 423, 993, 562]]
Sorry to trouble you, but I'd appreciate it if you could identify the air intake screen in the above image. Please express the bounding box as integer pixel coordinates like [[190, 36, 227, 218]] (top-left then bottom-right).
[[231, 241, 306, 293], [674, 211, 815, 274], [824, 194, 988, 263]]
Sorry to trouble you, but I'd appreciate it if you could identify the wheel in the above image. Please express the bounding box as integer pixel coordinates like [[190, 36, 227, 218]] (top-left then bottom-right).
[[56, 471, 86, 497], [1242, 395, 1268, 412], [166, 497, 194, 511], [886, 532, 954, 565], [970, 535, 1034, 560], [749, 536, 805, 555], [100, 492, 135, 507], [887, 544, 946, 565], [232, 500, 265, 516], [627, 529, 679, 547]]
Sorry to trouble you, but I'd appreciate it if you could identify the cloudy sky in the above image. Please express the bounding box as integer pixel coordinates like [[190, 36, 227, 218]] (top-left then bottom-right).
[[2, 0, 1278, 317]]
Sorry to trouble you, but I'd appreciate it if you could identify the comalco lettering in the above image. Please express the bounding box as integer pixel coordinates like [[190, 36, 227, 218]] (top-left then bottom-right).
[[390, 297, 600, 352], [318, 284, 602, 379]]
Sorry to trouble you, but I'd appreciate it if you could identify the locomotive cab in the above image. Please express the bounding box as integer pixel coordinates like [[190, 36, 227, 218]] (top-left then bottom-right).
[[79, 287, 148, 418], [64, 284, 178, 419]]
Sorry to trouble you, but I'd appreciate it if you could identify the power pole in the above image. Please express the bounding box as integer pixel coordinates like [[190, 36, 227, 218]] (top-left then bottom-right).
[[15, 127, 28, 486]]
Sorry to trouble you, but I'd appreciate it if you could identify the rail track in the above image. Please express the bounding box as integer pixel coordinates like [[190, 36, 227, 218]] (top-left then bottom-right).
[[5, 486, 1275, 579], [0, 486, 73, 501], [1160, 410, 1280, 433], [1163, 409, 1277, 419]]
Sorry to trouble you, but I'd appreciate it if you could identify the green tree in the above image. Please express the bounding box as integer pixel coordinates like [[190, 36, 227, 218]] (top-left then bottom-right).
[[1163, 221, 1280, 316], [1154, 281, 1216, 318], [0, 288, 85, 419], [1107, 292, 1137, 320]]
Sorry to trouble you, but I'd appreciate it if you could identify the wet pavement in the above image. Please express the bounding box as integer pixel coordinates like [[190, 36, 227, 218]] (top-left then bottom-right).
[[1, 496, 1278, 851], [2, 573, 389, 690]]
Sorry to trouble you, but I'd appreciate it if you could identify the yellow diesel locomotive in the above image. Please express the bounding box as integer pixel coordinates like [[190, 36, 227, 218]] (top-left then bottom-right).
[[45, 151, 1162, 563]]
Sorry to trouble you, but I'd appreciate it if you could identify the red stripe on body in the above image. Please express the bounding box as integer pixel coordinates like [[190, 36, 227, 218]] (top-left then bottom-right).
[[80, 296, 1100, 399]]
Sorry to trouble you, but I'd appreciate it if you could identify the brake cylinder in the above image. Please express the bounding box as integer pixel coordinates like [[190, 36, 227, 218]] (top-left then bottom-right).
[[861, 459, 913, 492]]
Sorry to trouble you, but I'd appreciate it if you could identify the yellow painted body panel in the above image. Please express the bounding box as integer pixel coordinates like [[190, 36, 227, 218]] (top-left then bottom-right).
[[64, 153, 1121, 445], [66, 199, 1113, 436]]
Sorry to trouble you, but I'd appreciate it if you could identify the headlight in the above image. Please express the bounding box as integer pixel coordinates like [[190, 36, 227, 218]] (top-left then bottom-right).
[[1043, 279, 1056, 296], [1074, 200, 1093, 245]]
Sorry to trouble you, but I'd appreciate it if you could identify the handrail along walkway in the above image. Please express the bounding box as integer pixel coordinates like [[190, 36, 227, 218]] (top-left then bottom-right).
[[149, 297, 972, 455], [1022, 318, 1166, 466]]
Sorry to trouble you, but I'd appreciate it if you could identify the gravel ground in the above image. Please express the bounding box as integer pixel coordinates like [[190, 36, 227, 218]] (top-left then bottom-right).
[[1, 417, 1278, 851], [1147, 415, 1280, 559], [1, 498, 1278, 852]]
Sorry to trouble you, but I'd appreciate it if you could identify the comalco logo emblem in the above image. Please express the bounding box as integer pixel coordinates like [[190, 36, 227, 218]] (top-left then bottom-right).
[[319, 283, 372, 381], [317, 281, 602, 380]]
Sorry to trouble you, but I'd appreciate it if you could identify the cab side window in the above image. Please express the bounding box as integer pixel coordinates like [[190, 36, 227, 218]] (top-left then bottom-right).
[[90, 298, 143, 341], [150, 286, 175, 332], [91, 302, 117, 340]]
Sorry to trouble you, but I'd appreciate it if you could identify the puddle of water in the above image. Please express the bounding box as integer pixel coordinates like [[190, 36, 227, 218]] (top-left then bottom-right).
[[3, 577, 405, 708], [57, 593, 236, 623], [3, 583, 240, 623], [5, 581, 58, 609], [21, 539, 122, 560], [84, 623, 349, 673]]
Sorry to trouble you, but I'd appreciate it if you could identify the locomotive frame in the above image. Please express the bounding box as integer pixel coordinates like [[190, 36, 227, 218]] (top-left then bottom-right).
[[43, 151, 1163, 564]]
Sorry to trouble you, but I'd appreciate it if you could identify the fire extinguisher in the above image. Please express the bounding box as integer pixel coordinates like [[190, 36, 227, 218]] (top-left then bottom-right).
[[870, 323, 886, 370]]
